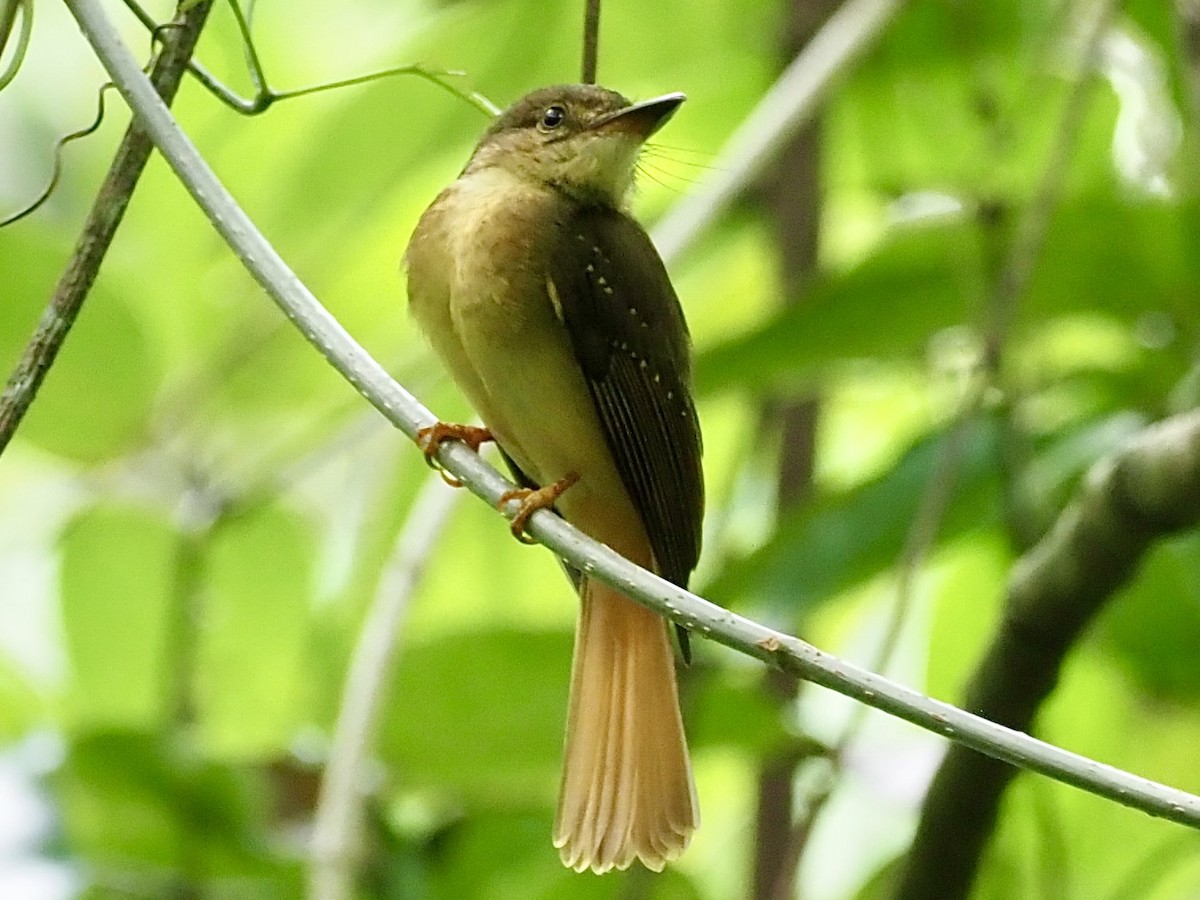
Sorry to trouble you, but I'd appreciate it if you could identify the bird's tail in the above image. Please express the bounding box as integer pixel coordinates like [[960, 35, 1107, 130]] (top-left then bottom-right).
[[553, 578, 698, 873]]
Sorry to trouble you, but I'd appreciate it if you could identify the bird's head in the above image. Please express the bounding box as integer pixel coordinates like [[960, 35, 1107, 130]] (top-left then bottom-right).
[[466, 84, 684, 207]]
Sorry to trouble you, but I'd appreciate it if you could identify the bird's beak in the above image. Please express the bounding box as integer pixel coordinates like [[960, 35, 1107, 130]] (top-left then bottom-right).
[[592, 92, 686, 140]]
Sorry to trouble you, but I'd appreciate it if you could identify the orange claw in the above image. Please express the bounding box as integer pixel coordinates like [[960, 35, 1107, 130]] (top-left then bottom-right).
[[417, 423, 494, 487], [498, 472, 580, 544]]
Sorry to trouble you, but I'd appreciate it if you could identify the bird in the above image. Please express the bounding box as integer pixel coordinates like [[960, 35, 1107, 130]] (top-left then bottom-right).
[[404, 83, 704, 874]]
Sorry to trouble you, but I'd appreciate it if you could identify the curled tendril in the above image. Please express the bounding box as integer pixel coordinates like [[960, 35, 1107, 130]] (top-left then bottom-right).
[[1, 0, 497, 228], [0, 7, 175, 229], [0, 0, 33, 92], [0, 82, 119, 228]]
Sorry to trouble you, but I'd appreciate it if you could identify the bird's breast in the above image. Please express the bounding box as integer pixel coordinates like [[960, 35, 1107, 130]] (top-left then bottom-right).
[[405, 168, 648, 553]]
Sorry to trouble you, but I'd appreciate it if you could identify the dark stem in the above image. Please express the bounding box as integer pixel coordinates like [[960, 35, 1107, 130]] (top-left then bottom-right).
[[0, 1, 213, 456], [752, 670, 803, 900], [750, 2, 840, 896], [581, 0, 600, 83], [895, 419, 1200, 899]]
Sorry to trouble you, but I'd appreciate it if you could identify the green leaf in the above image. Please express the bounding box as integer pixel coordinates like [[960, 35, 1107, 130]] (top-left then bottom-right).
[[56, 730, 192, 871], [0, 229, 160, 462], [55, 729, 296, 891], [0, 659, 40, 740], [1099, 532, 1200, 701], [540, 866, 701, 900], [60, 505, 179, 731], [1017, 412, 1149, 534], [694, 218, 981, 395], [706, 417, 1003, 622], [380, 629, 572, 802], [423, 807, 703, 900], [1022, 198, 1199, 328], [686, 669, 786, 754], [195, 505, 315, 759], [695, 195, 1200, 399], [429, 811, 556, 900]]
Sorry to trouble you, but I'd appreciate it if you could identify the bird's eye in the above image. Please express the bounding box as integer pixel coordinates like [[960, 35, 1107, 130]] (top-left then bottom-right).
[[539, 105, 566, 131]]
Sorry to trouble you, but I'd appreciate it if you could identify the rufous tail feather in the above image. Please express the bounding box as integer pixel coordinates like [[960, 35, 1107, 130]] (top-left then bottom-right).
[[553, 579, 697, 873]]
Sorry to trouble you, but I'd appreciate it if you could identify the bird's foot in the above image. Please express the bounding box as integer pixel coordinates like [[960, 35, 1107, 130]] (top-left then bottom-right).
[[417, 422, 494, 487], [498, 472, 580, 544]]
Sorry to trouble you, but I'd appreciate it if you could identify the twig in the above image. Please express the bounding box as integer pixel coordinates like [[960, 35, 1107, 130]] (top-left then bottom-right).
[[309, 476, 461, 900], [68, 0, 1200, 834], [650, 0, 902, 264], [581, 0, 600, 84], [0, 0, 213, 457], [118, 0, 498, 116]]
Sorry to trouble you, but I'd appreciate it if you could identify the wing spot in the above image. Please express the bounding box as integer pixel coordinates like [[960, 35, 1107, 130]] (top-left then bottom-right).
[[666, 390, 674, 399], [596, 275, 607, 286], [653, 373, 661, 383], [576, 234, 586, 242], [639, 359, 648, 369], [585, 263, 595, 273], [603, 286, 614, 295], [545, 276, 564, 322], [593, 246, 603, 256], [628, 307, 638, 316]]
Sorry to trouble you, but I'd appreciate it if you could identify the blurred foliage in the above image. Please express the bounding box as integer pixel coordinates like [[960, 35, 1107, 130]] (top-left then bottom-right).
[[1, 0, 1199, 897]]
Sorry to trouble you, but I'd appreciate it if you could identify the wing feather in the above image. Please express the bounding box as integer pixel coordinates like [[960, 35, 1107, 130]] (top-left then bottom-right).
[[548, 206, 703, 591]]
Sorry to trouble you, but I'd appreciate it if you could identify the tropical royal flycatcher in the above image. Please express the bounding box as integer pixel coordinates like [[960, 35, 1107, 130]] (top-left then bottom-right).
[[404, 84, 704, 874]]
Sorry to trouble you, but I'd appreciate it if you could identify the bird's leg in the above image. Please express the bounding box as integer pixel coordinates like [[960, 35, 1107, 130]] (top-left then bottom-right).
[[417, 422, 494, 487], [498, 472, 580, 544]]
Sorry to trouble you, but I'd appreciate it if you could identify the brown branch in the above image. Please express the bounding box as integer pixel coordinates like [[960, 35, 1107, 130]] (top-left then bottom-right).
[[751, 2, 840, 897], [581, 0, 600, 84], [896, 410, 1200, 900], [0, 0, 213, 457]]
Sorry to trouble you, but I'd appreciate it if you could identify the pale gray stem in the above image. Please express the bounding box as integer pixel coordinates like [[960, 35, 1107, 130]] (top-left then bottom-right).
[[651, 0, 902, 265]]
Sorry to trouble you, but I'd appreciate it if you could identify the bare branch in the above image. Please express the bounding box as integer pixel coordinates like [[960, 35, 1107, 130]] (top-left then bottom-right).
[[0, 0, 213, 456], [118, 0, 498, 116], [67, 0, 1200, 845]]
